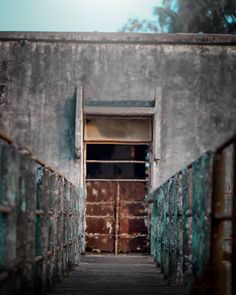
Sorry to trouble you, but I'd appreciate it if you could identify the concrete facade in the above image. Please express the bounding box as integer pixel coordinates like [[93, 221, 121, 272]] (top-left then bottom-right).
[[0, 32, 236, 187]]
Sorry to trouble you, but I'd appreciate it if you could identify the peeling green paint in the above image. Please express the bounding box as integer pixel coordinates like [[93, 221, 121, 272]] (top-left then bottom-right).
[[151, 152, 214, 285], [0, 140, 85, 293], [162, 181, 169, 278], [35, 216, 42, 257], [192, 153, 213, 278], [0, 144, 3, 271], [181, 168, 188, 276], [35, 166, 43, 257], [19, 178, 27, 212]]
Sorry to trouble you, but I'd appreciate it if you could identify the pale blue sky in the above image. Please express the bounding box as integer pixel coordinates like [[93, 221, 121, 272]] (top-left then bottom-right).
[[0, 0, 161, 32]]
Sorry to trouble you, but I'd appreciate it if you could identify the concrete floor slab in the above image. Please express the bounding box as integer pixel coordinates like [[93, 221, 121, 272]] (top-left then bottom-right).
[[53, 255, 189, 295]]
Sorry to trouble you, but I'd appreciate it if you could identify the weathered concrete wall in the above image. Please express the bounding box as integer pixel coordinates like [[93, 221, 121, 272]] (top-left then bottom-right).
[[157, 44, 236, 186], [0, 32, 235, 186]]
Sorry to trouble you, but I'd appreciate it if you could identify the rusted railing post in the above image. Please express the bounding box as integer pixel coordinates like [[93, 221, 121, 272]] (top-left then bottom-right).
[[57, 176, 64, 281], [19, 153, 36, 293], [163, 181, 170, 280], [41, 168, 50, 294], [0, 145, 19, 294], [211, 152, 226, 294], [232, 144, 236, 295]]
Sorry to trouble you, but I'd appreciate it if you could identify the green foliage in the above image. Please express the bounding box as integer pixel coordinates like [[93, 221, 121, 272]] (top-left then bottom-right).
[[121, 0, 236, 33], [121, 18, 158, 33]]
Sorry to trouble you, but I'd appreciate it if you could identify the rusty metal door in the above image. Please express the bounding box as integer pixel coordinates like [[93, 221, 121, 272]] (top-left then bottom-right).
[[84, 117, 151, 254], [118, 181, 148, 253], [86, 180, 148, 254], [86, 181, 116, 253]]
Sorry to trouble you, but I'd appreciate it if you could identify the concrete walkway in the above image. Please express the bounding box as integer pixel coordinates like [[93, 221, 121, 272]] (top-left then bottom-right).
[[53, 255, 189, 295]]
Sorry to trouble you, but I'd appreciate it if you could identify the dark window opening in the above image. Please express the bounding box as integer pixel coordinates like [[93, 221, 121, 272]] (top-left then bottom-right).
[[86, 144, 150, 180], [87, 163, 149, 179], [86, 144, 149, 161]]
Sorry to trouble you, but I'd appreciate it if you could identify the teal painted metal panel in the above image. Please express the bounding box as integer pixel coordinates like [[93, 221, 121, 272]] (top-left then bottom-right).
[[151, 191, 158, 259], [0, 214, 4, 272], [192, 153, 213, 278], [35, 166, 43, 257], [151, 152, 214, 286], [163, 181, 170, 279], [0, 139, 85, 293], [181, 168, 188, 276], [0, 143, 4, 271]]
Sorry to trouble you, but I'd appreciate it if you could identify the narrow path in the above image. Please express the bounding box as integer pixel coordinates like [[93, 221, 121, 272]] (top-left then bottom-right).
[[53, 255, 189, 295]]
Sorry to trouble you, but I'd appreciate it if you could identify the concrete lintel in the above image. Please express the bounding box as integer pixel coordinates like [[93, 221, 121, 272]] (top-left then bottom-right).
[[84, 106, 156, 116], [0, 32, 236, 45]]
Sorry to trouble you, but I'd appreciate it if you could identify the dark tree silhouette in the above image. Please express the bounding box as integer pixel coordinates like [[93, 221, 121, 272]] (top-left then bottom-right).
[[121, 0, 236, 33]]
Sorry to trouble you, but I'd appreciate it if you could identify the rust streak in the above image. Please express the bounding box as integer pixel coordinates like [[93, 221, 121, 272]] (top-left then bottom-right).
[[0, 205, 12, 214], [232, 143, 236, 295], [47, 251, 53, 257], [211, 152, 226, 295], [115, 182, 120, 255], [34, 255, 43, 263], [0, 271, 9, 281], [0, 132, 13, 144], [35, 209, 44, 216], [48, 209, 54, 215]]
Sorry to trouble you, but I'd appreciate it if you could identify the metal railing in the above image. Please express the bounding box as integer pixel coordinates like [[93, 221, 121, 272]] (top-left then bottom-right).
[[150, 133, 236, 294], [0, 133, 85, 294], [211, 134, 236, 295]]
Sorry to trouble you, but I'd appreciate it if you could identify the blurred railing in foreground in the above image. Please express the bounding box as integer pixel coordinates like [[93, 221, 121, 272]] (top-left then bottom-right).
[[0, 133, 85, 295], [150, 134, 236, 294]]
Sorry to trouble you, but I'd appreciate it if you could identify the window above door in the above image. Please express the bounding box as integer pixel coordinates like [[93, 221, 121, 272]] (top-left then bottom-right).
[[85, 116, 152, 142]]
